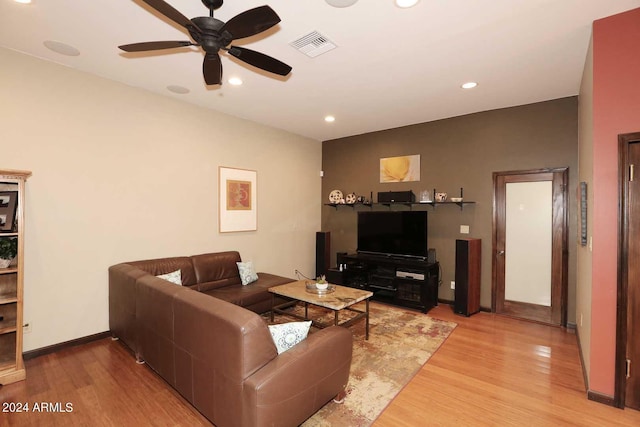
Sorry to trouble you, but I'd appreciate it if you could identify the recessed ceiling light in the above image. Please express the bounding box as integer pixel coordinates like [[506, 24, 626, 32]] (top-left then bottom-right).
[[14, 0, 32, 4], [325, 0, 358, 7], [324, 115, 336, 123], [461, 82, 478, 89], [395, 0, 419, 8], [43, 40, 80, 56], [167, 85, 190, 94], [228, 77, 243, 86]]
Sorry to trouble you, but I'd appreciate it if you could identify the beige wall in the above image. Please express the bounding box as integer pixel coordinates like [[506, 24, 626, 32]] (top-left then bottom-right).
[[0, 47, 321, 351], [577, 35, 594, 386], [322, 98, 578, 319]]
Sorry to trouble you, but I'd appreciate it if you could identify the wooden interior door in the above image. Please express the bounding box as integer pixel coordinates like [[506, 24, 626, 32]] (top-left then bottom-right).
[[618, 133, 640, 410], [492, 168, 568, 326]]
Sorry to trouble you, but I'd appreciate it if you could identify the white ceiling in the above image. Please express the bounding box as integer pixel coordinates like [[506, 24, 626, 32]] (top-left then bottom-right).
[[2, 0, 639, 141]]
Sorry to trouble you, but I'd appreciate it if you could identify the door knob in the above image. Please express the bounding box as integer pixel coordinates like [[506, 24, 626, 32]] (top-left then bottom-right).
[[497, 250, 505, 256]]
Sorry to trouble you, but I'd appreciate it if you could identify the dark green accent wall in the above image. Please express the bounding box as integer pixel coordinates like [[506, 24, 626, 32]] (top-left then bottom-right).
[[321, 97, 578, 319]]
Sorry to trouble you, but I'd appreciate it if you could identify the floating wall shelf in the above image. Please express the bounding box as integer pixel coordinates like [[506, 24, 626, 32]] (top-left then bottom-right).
[[325, 201, 475, 210], [325, 188, 475, 211]]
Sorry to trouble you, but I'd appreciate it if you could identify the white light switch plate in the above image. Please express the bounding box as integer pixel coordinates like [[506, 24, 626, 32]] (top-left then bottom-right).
[[460, 225, 470, 234]]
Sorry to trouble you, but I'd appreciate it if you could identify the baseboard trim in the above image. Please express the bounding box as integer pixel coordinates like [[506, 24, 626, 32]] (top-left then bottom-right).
[[575, 326, 589, 392], [23, 331, 111, 361], [587, 390, 616, 407], [574, 328, 616, 407]]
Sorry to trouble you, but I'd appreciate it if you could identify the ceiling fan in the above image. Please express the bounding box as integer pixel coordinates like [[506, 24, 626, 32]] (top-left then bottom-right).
[[119, 0, 292, 85]]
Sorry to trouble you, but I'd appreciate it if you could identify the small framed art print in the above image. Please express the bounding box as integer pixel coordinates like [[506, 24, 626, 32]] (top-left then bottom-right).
[[219, 167, 257, 233]]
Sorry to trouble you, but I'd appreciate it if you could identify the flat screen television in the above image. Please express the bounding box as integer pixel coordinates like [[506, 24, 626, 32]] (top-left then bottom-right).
[[357, 211, 428, 259]]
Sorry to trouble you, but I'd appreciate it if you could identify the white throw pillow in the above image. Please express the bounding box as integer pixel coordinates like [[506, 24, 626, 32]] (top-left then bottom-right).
[[236, 261, 259, 285], [268, 321, 312, 354], [156, 269, 182, 286]]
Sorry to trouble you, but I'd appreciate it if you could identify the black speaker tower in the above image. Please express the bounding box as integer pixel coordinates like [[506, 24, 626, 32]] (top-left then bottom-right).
[[454, 238, 481, 316]]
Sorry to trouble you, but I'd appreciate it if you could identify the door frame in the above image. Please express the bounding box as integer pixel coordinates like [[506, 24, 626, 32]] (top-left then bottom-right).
[[615, 132, 640, 408], [492, 167, 569, 326]]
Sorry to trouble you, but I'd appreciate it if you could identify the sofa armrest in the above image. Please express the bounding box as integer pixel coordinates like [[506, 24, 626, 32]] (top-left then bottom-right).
[[108, 263, 147, 355], [242, 326, 352, 427]]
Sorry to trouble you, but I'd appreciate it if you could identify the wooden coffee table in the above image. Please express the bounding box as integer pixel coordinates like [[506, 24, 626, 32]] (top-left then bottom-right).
[[269, 280, 373, 339]]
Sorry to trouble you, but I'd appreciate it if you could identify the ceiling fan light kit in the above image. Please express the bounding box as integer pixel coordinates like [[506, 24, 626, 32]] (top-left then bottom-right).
[[119, 0, 292, 86]]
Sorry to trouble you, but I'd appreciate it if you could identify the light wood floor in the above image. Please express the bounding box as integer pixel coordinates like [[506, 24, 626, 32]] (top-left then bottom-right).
[[1, 305, 639, 426], [375, 306, 640, 427]]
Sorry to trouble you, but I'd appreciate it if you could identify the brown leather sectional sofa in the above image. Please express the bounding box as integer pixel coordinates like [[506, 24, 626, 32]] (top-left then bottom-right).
[[109, 251, 353, 427]]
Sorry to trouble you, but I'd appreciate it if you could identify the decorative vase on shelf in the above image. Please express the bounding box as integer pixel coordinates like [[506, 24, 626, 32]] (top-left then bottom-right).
[[0, 258, 12, 269], [435, 192, 448, 202]]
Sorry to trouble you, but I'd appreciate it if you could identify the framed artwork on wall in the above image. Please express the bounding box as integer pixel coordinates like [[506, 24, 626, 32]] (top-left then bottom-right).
[[0, 191, 18, 232], [219, 167, 257, 233], [380, 154, 420, 183]]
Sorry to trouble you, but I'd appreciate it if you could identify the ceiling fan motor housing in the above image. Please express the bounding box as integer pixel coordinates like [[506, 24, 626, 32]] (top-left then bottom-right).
[[190, 17, 232, 53]]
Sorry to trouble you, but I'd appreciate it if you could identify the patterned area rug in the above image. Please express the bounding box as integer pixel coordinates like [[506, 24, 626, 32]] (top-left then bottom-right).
[[266, 301, 457, 426]]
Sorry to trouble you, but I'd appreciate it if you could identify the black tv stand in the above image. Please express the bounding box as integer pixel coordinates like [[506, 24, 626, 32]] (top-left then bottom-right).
[[359, 252, 426, 262], [326, 253, 439, 313]]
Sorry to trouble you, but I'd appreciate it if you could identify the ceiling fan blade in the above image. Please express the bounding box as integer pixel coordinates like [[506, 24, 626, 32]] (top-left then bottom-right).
[[141, 0, 201, 33], [118, 41, 194, 52], [203, 53, 222, 85], [228, 46, 292, 76], [221, 6, 281, 40]]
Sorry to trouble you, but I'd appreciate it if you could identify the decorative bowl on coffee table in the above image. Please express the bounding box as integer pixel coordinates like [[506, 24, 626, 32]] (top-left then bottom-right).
[[305, 282, 334, 294]]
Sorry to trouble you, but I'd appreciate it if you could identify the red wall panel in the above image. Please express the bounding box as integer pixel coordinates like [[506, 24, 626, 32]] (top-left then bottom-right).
[[591, 7, 640, 396]]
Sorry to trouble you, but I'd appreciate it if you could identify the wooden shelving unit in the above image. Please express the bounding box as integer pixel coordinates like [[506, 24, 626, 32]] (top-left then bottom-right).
[[0, 169, 31, 385]]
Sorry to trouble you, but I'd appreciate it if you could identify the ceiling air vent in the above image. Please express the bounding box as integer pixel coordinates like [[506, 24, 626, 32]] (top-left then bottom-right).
[[290, 31, 336, 58]]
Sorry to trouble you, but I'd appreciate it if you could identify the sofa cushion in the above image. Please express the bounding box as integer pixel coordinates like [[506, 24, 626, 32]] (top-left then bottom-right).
[[268, 321, 312, 354], [204, 272, 295, 310], [129, 256, 197, 287], [191, 251, 242, 291], [236, 261, 258, 285], [156, 269, 182, 285], [205, 283, 267, 307], [251, 272, 296, 288]]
